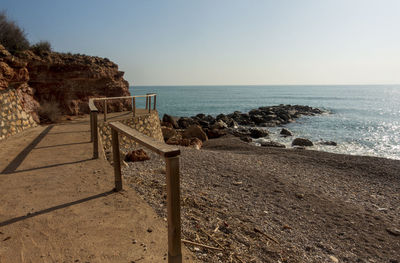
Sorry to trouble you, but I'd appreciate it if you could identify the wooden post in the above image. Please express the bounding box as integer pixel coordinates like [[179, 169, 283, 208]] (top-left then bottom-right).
[[153, 95, 157, 110], [148, 96, 152, 113], [93, 111, 99, 159], [111, 128, 122, 191], [145, 96, 148, 110], [132, 97, 136, 117], [165, 156, 182, 263], [90, 111, 93, 142], [104, 100, 107, 122]]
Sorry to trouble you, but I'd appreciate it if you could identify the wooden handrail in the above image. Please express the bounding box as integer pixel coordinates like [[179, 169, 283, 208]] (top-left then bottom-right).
[[93, 94, 156, 101], [88, 99, 99, 112], [88, 94, 157, 159], [109, 122, 180, 157], [109, 121, 182, 263]]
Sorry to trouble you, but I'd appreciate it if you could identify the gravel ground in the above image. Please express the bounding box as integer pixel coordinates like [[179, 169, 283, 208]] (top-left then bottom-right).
[[122, 136, 400, 263]]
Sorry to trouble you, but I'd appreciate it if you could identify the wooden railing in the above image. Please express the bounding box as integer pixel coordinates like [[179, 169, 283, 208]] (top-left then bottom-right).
[[109, 121, 182, 263], [93, 93, 157, 122], [89, 99, 99, 159], [89, 94, 182, 262], [89, 93, 157, 159]]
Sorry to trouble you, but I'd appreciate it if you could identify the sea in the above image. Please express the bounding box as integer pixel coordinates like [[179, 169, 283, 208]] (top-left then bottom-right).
[[129, 85, 400, 160]]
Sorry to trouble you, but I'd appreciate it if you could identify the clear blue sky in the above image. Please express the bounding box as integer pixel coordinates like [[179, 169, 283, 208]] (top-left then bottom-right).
[[2, 0, 400, 85]]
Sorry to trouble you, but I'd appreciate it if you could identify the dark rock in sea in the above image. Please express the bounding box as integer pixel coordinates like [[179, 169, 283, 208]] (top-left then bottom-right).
[[249, 109, 263, 116], [250, 114, 266, 124], [206, 128, 227, 139], [229, 127, 251, 137], [162, 114, 179, 129], [263, 114, 278, 121], [161, 127, 177, 141], [216, 114, 237, 128], [249, 128, 269, 139], [319, 141, 338, 146], [211, 120, 228, 130], [178, 117, 198, 129], [292, 138, 314, 147], [260, 141, 286, 148], [240, 136, 252, 143], [183, 125, 208, 141], [204, 114, 216, 124], [197, 120, 211, 129], [280, 128, 293, 137], [196, 113, 206, 119], [160, 121, 173, 128]]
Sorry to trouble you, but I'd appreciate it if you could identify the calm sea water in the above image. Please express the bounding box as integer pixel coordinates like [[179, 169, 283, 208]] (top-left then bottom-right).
[[130, 85, 400, 160]]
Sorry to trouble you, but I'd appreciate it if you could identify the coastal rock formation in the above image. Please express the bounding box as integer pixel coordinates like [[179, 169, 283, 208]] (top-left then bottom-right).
[[161, 126, 177, 141], [318, 140, 338, 146], [20, 50, 130, 115], [0, 44, 38, 140], [260, 141, 286, 148], [160, 105, 327, 150], [249, 127, 269, 138], [162, 114, 179, 129], [125, 149, 150, 162], [292, 137, 314, 147], [1, 42, 131, 140], [165, 134, 203, 149], [182, 125, 208, 142], [280, 128, 293, 136]]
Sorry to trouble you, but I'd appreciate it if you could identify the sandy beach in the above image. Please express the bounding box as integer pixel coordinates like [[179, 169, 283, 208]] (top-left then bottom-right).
[[123, 135, 400, 263]]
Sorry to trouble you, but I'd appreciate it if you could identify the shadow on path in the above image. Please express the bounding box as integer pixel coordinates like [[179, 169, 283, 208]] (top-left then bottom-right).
[[47, 130, 89, 134], [1, 125, 54, 174], [2, 159, 93, 175], [0, 190, 115, 227], [34, 141, 89, 149]]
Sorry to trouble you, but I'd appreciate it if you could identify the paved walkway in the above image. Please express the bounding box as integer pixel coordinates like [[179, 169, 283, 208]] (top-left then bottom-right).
[[0, 116, 195, 263]]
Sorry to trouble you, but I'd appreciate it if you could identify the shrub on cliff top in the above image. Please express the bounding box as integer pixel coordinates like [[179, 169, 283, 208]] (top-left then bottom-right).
[[31, 40, 52, 56], [0, 11, 30, 53]]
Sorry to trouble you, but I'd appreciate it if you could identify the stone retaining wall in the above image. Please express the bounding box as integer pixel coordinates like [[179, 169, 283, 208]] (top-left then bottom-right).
[[0, 89, 37, 140], [98, 111, 163, 154]]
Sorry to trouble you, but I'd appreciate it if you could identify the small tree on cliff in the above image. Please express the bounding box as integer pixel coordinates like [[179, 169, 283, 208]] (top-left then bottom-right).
[[0, 11, 30, 53], [31, 40, 52, 55]]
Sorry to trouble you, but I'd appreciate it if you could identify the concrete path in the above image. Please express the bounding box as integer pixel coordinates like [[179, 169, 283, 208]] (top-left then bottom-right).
[[0, 116, 195, 263]]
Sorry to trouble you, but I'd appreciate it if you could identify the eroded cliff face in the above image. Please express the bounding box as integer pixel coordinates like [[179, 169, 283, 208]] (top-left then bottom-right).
[[0, 45, 40, 120], [21, 50, 130, 115], [0, 43, 131, 139], [0, 44, 39, 139]]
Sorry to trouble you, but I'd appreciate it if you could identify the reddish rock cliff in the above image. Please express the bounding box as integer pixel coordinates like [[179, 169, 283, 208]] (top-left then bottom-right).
[[20, 50, 130, 115], [0, 44, 40, 122], [1, 44, 130, 122]]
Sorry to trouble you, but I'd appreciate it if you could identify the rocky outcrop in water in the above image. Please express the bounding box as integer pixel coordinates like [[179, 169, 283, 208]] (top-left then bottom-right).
[[161, 105, 328, 148]]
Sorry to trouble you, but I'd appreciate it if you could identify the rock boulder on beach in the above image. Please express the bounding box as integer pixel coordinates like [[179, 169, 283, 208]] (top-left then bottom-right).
[[249, 128, 269, 138], [162, 114, 179, 129], [260, 141, 286, 148], [161, 127, 176, 141], [125, 149, 150, 162], [280, 128, 293, 137], [292, 138, 313, 147], [183, 125, 208, 141]]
